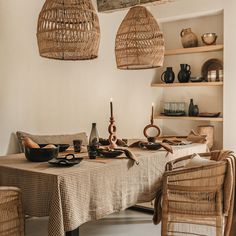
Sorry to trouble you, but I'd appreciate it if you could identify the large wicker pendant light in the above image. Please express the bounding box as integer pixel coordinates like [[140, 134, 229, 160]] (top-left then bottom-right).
[[115, 6, 165, 69], [37, 0, 100, 60]]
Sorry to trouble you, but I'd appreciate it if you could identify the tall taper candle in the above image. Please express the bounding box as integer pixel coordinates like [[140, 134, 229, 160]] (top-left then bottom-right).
[[110, 98, 113, 118], [151, 103, 154, 122]]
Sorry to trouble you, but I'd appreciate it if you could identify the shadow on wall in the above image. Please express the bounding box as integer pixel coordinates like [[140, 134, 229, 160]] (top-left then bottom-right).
[[7, 133, 20, 155]]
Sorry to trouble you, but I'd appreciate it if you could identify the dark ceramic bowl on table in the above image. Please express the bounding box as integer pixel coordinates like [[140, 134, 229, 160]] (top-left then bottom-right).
[[39, 144, 70, 152], [98, 149, 123, 158], [24, 146, 59, 162]]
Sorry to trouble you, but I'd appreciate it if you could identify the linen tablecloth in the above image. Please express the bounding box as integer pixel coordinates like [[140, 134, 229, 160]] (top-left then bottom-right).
[[0, 144, 207, 236]]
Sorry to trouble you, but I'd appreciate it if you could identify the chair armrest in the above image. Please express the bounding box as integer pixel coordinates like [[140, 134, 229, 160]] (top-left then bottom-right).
[[0, 186, 21, 193], [166, 152, 212, 171]]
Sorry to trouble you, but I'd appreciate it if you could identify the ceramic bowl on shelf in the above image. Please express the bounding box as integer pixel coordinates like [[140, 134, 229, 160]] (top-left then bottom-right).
[[201, 33, 217, 45]]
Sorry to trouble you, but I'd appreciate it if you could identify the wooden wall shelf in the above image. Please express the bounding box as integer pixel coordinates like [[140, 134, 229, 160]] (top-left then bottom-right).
[[155, 115, 223, 122], [165, 45, 223, 56], [151, 81, 223, 88]]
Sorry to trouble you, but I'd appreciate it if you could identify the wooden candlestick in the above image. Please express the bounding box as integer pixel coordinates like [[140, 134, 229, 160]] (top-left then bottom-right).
[[108, 98, 117, 149], [151, 102, 154, 124], [110, 98, 114, 118], [108, 117, 118, 149]]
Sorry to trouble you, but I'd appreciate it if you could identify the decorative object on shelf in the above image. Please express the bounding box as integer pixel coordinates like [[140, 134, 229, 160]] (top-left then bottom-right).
[[201, 58, 223, 81], [88, 123, 100, 159], [207, 70, 217, 82], [188, 99, 199, 116], [178, 64, 191, 83], [164, 102, 185, 116], [143, 103, 161, 142], [190, 76, 205, 82], [192, 105, 199, 116], [97, 0, 172, 12], [37, 0, 100, 60], [115, 6, 164, 70], [219, 69, 223, 81], [198, 112, 221, 118], [197, 125, 214, 149], [108, 98, 118, 149], [180, 28, 198, 48], [161, 67, 175, 83], [201, 33, 218, 45]]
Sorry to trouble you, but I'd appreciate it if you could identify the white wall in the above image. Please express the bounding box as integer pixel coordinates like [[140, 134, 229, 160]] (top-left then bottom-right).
[[1, 0, 230, 155], [224, 0, 236, 151], [0, 0, 161, 155]]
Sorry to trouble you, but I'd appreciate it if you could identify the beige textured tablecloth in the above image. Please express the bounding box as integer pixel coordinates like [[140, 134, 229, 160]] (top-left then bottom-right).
[[0, 144, 207, 236]]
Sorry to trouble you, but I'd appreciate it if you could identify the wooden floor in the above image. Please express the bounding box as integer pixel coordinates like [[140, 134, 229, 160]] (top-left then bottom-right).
[[26, 210, 161, 236]]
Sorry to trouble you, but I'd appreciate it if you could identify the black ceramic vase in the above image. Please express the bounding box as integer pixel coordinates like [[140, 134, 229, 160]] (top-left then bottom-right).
[[188, 99, 199, 116], [188, 99, 194, 116], [192, 105, 199, 116], [161, 67, 175, 83], [178, 64, 191, 83]]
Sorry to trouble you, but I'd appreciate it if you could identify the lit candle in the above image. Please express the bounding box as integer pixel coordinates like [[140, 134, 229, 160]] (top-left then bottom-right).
[[110, 98, 113, 118], [151, 102, 154, 121]]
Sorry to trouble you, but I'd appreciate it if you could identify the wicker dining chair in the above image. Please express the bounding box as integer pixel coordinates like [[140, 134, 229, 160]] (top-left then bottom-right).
[[0, 186, 24, 236], [158, 151, 235, 236]]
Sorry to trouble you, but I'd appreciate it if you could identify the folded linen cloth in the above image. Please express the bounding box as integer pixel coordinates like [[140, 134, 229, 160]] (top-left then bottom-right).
[[186, 129, 207, 144]]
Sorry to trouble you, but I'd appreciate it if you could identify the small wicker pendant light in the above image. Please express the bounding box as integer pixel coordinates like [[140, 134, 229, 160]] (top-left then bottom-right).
[[115, 6, 165, 69], [37, 0, 100, 60]]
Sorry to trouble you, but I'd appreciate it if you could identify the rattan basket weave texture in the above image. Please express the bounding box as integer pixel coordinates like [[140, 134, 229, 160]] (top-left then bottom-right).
[[0, 187, 24, 236], [37, 0, 100, 60], [115, 6, 165, 69]]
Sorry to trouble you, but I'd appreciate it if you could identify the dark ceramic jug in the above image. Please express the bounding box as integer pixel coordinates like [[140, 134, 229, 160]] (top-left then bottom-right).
[[178, 64, 191, 83], [161, 67, 175, 83]]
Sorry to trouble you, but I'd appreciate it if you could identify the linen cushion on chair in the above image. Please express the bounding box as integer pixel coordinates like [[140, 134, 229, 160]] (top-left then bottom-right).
[[16, 131, 88, 153], [184, 153, 216, 168]]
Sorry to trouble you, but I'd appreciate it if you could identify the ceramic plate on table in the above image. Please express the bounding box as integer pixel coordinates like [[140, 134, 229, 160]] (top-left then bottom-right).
[[48, 158, 83, 167], [98, 149, 123, 158], [201, 59, 223, 81], [140, 142, 162, 150]]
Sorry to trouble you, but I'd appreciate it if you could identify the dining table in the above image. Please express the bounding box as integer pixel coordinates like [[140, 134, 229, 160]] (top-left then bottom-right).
[[0, 143, 207, 236]]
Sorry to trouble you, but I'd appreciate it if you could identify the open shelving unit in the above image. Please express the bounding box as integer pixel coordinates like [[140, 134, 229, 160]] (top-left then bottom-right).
[[152, 11, 224, 149], [155, 115, 223, 122], [151, 81, 223, 87], [165, 44, 223, 56]]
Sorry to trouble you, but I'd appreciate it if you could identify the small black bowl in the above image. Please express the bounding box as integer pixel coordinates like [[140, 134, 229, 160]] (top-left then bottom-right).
[[140, 142, 162, 150], [24, 146, 59, 162], [39, 144, 70, 152], [98, 149, 123, 158]]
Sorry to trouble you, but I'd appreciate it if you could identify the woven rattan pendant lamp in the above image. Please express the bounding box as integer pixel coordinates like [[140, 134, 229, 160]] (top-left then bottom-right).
[[37, 0, 100, 60], [115, 6, 165, 69]]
